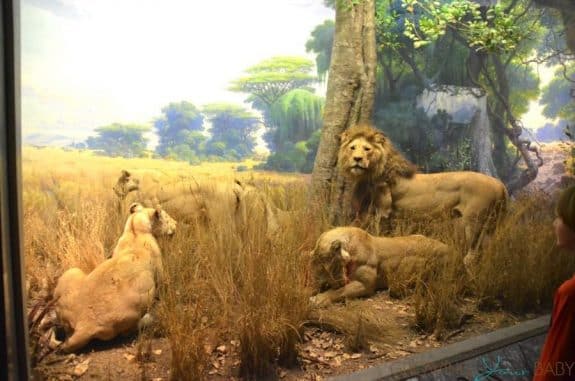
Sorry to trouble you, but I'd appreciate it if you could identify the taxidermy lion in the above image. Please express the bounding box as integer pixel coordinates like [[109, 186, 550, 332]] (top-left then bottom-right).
[[53, 203, 176, 352], [114, 170, 289, 239], [309, 227, 454, 307], [337, 124, 508, 263], [113, 169, 245, 226]]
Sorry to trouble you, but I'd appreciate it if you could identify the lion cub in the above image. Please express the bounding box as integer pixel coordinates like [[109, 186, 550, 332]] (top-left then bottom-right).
[[53, 203, 176, 352], [309, 227, 454, 307]]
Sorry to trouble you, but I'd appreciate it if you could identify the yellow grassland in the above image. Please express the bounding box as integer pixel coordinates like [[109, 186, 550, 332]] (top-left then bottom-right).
[[22, 146, 575, 379]]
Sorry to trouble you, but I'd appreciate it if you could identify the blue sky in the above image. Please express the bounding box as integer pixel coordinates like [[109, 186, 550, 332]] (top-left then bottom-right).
[[21, 0, 334, 145]]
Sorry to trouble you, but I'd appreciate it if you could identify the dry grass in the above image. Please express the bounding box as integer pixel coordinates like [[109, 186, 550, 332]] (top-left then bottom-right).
[[22, 146, 575, 379], [472, 192, 575, 312]]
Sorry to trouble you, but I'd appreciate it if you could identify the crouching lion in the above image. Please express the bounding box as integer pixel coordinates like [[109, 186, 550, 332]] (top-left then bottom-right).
[[309, 227, 454, 307], [53, 203, 176, 352], [338, 124, 508, 262]]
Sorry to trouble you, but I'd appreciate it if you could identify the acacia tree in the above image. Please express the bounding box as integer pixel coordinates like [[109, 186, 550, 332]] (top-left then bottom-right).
[[85, 123, 149, 158], [311, 0, 377, 214], [229, 56, 317, 108]]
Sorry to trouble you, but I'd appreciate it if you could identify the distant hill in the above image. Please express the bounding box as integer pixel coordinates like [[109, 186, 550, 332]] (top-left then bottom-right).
[[23, 133, 76, 147]]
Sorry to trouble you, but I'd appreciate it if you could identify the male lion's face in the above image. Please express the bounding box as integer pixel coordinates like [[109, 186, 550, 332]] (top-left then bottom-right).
[[338, 136, 385, 178], [114, 170, 140, 199]]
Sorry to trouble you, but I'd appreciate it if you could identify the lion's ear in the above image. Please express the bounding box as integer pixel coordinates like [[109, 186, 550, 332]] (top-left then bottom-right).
[[373, 131, 387, 145], [129, 202, 143, 214], [338, 130, 349, 144], [330, 240, 342, 253], [121, 169, 131, 178], [154, 204, 163, 218]]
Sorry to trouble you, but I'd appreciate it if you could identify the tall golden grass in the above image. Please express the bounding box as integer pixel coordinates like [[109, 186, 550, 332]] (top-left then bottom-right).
[[22, 146, 575, 379]]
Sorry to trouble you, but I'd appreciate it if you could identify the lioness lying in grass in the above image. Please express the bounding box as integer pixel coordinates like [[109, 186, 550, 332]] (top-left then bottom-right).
[[53, 203, 176, 352], [309, 227, 455, 307]]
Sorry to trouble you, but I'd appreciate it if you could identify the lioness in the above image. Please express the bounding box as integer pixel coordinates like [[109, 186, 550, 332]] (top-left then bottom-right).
[[114, 170, 290, 239], [53, 203, 176, 352], [338, 124, 508, 258], [309, 227, 453, 307]]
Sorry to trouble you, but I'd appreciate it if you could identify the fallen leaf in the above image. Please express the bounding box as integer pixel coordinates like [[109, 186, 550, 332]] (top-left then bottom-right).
[[73, 359, 90, 377], [324, 351, 337, 359], [123, 353, 136, 362], [216, 345, 227, 354], [351, 353, 362, 359], [153, 349, 162, 355], [203, 344, 214, 354]]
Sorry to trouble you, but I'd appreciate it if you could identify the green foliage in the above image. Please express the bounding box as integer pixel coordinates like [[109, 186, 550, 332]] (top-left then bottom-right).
[[263, 90, 324, 173], [229, 56, 317, 107], [85, 123, 149, 158], [260, 142, 306, 173], [260, 132, 321, 174], [506, 64, 540, 116], [402, 0, 523, 53], [540, 64, 575, 124], [269, 89, 324, 150], [154, 101, 205, 159], [375, 102, 471, 172], [324, 0, 336, 9], [305, 20, 335, 81], [202, 103, 261, 160]]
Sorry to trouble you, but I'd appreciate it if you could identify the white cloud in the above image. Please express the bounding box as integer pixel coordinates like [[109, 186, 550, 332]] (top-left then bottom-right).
[[21, 0, 334, 140]]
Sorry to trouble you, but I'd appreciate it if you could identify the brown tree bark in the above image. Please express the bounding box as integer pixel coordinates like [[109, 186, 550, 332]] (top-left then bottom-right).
[[311, 0, 377, 221]]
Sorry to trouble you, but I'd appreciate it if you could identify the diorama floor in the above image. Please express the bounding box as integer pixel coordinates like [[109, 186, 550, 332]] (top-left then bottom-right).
[[33, 292, 545, 381]]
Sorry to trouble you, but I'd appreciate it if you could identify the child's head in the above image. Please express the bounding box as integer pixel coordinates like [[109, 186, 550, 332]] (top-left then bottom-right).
[[554, 186, 575, 249]]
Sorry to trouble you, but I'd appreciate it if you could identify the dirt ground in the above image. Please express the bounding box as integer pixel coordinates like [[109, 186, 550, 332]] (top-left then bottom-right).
[[31, 293, 541, 381], [31, 142, 569, 381]]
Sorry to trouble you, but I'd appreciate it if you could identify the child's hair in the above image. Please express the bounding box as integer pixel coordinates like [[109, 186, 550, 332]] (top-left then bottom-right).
[[557, 186, 575, 231]]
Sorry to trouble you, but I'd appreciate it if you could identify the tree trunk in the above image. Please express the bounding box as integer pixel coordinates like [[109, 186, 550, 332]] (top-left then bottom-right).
[[470, 96, 497, 176], [311, 0, 377, 220]]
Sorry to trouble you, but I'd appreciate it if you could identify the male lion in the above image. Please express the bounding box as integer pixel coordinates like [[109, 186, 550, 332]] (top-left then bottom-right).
[[337, 124, 508, 263], [53, 203, 176, 352], [309, 227, 454, 307]]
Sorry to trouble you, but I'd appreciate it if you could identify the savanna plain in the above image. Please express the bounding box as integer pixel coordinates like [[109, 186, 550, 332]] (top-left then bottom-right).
[[23, 145, 575, 381]]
